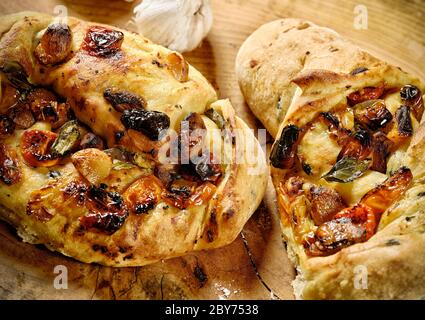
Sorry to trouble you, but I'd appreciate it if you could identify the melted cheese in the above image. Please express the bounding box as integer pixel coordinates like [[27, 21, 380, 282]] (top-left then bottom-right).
[[298, 121, 341, 178]]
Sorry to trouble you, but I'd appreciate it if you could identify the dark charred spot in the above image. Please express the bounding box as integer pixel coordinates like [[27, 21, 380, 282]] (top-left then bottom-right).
[[193, 263, 208, 287], [269, 124, 300, 169], [224, 208, 235, 220], [350, 67, 368, 76], [104, 88, 146, 112], [302, 162, 312, 175], [114, 131, 125, 142], [121, 108, 170, 140], [134, 199, 156, 214], [0, 115, 15, 136], [395, 105, 413, 137], [400, 84, 424, 121], [320, 112, 340, 129], [82, 26, 124, 58], [62, 180, 88, 205], [385, 239, 400, 246]]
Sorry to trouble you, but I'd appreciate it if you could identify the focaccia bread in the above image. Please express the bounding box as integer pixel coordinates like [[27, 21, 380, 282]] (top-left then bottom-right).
[[0, 12, 267, 267], [236, 19, 425, 299]]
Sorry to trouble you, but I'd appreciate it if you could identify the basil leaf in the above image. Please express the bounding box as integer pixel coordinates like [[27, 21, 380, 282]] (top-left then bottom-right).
[[322, 157, 370, 183], [50, 120, 81, 156]]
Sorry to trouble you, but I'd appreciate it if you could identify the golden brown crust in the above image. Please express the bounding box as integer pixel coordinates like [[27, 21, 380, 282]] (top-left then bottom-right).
[[0, 12, 268, 267], [238, 18, 425, 299]]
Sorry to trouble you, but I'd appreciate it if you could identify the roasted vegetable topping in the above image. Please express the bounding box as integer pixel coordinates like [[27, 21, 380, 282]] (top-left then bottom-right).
[[35, 23, 73, 65], [82, 26, 124, 57], [353, 99, 392, 131], [0, 143, 21, 185], [337, 126, 371, 161], [71, 148, 112, 185], [347, 84, 384, 106], [361, 166, 412, 213], [322, 156, 370, 183], [309, 186, 347, 225], [270, 124, 300, 169], [165, 52, 189, 82], [121, 108, 170, 140], [309, 167, 412, 256], [0, 115, 15, 136], [80, 185, 128, 234], [370, 132, 393, 173], [80, 132, 104, 150], [400, 84, 424, 121], [123, 175, 162, 214], [20, 130, 58, 167], [50, 120, 81, 156], [103, 88, 146, 112], [0, 61, 31, 91], [8, 104, 35, 129], [395, 105, 413, 137], [350, 67, 368, 75]]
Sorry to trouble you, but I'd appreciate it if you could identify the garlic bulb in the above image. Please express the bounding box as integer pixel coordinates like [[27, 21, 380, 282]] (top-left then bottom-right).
[[133, 0, 213, 53]]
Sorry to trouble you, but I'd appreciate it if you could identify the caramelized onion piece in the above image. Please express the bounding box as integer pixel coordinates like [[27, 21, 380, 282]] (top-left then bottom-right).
[[0, 143, 22, 185], [20, 130, 58, 167], [400, 84, 423, 121], [347, 84, 384, 106], [270, 124, 300, 169], [35, 23, 73, 65]]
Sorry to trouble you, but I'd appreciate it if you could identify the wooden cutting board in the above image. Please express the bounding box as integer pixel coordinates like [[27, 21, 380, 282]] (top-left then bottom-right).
[[0, 0, 424, 300]]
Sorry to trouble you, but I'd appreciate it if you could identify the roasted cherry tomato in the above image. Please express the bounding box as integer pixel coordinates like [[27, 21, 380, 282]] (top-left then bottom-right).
[[123, 175, 163, 214], [20, 130, 59, 167]]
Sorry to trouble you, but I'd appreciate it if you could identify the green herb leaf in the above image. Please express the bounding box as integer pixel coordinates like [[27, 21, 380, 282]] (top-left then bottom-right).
[[112, 160, 136, 170], [50, 120, 81, 156], [322, 157, 370, 183]]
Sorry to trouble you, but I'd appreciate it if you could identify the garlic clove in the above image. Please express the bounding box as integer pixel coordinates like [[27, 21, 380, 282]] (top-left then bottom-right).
[[133, 0, 213, 53]]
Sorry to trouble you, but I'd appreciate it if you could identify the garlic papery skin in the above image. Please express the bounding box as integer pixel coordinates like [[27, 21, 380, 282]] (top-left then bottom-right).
[[133, 0, 213, 53]]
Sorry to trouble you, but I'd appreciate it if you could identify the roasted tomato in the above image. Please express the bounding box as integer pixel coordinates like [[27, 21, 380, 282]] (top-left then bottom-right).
[[123, 175, 163, 214], [80, 184, 128, 234], [395, 105, 413, 137], [121, 108, 170, 141], [0, 143, 22, 185], [269, 124, 300, 169], [82, 26, 124, 57], [361, 167, 412, 213], [35, 23, 73, 65], [162, 178, 197, 209], [353, 100, 393, 131], [337, 125, 371, 161], [20, 130, 59, 167], [400, 84, 423, 121], [25, 88, 57, 119], [347, 83, 385, 106], [187, 182, 216, 207], [166, 52, 189, 82]]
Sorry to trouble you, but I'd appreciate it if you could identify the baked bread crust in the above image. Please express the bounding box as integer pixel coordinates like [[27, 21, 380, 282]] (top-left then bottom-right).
[[237, 19, 425, 299], [0, 12, 268, 267]]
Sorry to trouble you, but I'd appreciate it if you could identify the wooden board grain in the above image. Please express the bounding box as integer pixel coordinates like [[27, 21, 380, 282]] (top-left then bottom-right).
[[0, 0, 424, 300]]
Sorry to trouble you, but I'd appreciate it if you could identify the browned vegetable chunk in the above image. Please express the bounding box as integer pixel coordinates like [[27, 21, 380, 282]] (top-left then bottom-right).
[[8, 104, 35, 129], [103, 89, 146, 112], [347, 84, 384, 106], [270, 124, 300, 169], [35, 23, 73, 65], [395, 105, 413, 137], [370, 132, 393, 173], [353, 100, 392, 131], [400, 84, 424, 121], [0, 143, 22, 185], [20, 130, 59, 167], [309, 186, 347, 225], [82, 26, 124, 58], [80, 132, 104, 150], [0, 115, 15, 136], [123, 175, 162, 214]]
